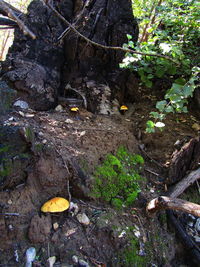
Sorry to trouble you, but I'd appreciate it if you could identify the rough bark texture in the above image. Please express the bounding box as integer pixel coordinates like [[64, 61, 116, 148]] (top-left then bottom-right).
[[168, 137, 200, 184], [1, 0, 138, 112]]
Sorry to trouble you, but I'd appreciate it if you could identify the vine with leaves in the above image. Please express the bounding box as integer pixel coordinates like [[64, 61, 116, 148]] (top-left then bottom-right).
[[121, 0, 200, 132]]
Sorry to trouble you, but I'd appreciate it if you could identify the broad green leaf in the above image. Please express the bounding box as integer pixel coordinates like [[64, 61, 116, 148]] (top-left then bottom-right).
[[156, 100, 167, 112], [165, 105, 174, 113], [182, 85, 194, 97]]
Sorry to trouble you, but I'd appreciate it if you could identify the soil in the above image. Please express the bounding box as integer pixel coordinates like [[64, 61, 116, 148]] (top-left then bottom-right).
[[0, 86, 200, 267]]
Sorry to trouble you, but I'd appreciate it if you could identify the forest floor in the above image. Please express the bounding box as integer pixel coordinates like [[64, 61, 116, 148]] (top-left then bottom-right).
[[0, 85, 200, 267]]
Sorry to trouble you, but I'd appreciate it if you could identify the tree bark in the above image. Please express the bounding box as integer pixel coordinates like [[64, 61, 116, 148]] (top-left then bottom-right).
[[1, 0, 138, 112]]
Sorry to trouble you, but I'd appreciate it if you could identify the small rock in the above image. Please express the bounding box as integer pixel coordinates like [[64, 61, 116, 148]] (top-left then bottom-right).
[[53, 222, 59, 230], [42, 139, 47, 144], [77, 213, 90, 225], [8, 117, 14, 121], [7, 199, 12, 205], [65, 119, 74, 124], [25, 247, 36, 267], [38, 132, 44, 137], [72, 255, 79, 264], [18, 111, 25, 117], [134, 230, 141, 238], [55, 105, 63, 112], [174, 140, 181, 147], [13, 100, 29, 109], [118, 230, 126, 238], [47, 256, 56, 267], [64, 228, 77, 237], [78, 259, 90, 267]]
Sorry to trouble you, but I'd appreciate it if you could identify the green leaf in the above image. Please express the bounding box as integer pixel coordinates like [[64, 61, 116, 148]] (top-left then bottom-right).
[[155, 68, 165, 78], [182, 85, 194, 97], [165, 105, 174, 113], [150, 111, 160, 119], [145, 79, 153, 88], [127, 34, 132, 40], [156, 100, 167, 112], [174, 78, 186, 85], [146, 120, 155, 128]]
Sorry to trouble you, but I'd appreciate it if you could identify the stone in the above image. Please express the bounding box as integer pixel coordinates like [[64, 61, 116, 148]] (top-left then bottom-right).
[[13, 100, 29, 109], [53, 222, 59, 230], [55, 105, 63, 112], [72, 255, 78, 264], [65, 119, 74, 124], [25, 247, 36, 267], [77, 213, 90, 225]]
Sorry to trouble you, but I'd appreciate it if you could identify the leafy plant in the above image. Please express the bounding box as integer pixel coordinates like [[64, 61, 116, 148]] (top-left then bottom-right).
[[120, 0, 200, 132], [146, 66, 200, 132], [91, 146, 144, 208]]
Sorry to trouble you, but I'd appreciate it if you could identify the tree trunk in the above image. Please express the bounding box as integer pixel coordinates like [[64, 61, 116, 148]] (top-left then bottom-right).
[[1, 0, 138, 112]]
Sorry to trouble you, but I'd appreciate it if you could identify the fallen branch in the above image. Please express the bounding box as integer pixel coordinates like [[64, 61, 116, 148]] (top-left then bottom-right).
[[169, 167, 200, 198], [0, 0, 36, 39], [44, 1, 178, 64], [147, 196, 200, 217]]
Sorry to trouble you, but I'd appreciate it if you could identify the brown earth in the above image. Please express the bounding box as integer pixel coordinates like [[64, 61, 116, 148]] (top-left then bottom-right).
[[0, 89, 199, 267]]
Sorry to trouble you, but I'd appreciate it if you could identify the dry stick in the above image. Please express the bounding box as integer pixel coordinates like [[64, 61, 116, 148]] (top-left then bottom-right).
[[44, 1, 178, 64], [139, 144, 163, 168], [169, 167, 200, 198], [147, 196, 200, 218], [147, 168, 200, 216], [0, 1, 36, 39]]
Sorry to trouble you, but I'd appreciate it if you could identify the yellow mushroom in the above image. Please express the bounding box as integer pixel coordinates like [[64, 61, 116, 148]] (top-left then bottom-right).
[[120, 105, 128, 111], [41, 197, 70, 213], [70, 107, 79, 112]]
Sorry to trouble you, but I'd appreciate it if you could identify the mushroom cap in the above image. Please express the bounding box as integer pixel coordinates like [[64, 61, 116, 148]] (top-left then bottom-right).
[[70, 107, 79, 112], [120, 105, 128, 111], [41, 197, 70, 213]]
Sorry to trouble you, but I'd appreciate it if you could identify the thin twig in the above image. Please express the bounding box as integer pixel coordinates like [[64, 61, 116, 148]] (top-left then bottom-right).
[[79, 200, 107, 211], [44, 1, 178, 64], [0, 1, 36, 39], [139, 144, 164, 168], [144, 168, 159, 176]]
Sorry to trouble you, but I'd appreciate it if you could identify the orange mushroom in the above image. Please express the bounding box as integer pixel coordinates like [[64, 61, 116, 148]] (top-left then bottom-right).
[[41, 197, 70, 213], [120, 105, 128, 114]]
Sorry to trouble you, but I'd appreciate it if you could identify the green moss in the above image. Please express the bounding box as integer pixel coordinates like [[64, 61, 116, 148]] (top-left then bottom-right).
[[91, 146, 144, 208]]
